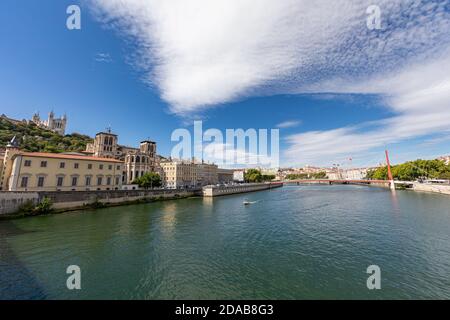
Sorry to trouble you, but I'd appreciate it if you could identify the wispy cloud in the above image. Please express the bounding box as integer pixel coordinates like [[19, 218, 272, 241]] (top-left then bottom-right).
[[88, 0, 450, 165], [419, 132, 450, 147], [94, 52, 113, 63], [276, 120, 302, 129], [284, 51, 450, 166], [89, 0, 449, 111], [203, 142, 277, 168]]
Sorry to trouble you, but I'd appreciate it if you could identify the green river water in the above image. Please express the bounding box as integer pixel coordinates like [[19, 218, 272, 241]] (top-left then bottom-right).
[[1, 185, 450, 299]]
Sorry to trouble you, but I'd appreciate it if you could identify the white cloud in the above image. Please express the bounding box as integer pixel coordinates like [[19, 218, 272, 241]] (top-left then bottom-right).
[[276, 120, 302, 129], [203, 142, 277, 168], [89, 0, 450, 165], [94, 52, 113, 63], [284, 51, 450, 166], [89, 0, 449, 111]]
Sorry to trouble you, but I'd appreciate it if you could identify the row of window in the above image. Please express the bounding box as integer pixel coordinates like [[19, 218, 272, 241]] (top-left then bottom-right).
[[130, 171, 146, 180], [20, 176, 121, 188], [23, 160, 120, 171], [126, 155, 153, 164], [104, 136, 115, 146]]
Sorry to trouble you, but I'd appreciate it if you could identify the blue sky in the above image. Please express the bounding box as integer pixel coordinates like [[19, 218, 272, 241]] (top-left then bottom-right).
[[1, 0, 450, 168]]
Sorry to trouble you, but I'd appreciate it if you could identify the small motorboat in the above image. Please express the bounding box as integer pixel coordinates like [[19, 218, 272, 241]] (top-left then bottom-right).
[[243, 199, 257, 205]]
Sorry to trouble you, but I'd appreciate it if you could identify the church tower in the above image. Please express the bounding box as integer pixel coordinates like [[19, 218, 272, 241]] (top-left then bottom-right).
[[46, 111, 66, 136], [92, 129, 118, 158], [32, 112, 40, 124], [1, 136, 21, 190]]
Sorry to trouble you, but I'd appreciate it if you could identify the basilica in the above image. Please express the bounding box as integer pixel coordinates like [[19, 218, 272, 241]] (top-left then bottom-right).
[[31, 111, 67, 136]]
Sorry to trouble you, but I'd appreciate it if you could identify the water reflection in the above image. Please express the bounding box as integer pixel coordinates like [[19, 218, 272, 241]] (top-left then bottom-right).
[[389, 189, 401, 215], [202, 197, 214, 208], [161, 202, 179, 236], [0, 222, 46, 299]]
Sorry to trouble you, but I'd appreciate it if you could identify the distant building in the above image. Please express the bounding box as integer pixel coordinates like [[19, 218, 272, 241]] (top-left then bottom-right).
[[31, 111, 67, 136], [326, 167, 379, 180], [197, 162, 219, 186], [438, 155, 450, 165], [217, 168, 234, 184], [160, 159, 199, 189], [160, 158, 233, 189], [342, 168, 370, 180], [277, 166, 327, 180], [325, 168, 341, 180], [233, 170, 245, 182]]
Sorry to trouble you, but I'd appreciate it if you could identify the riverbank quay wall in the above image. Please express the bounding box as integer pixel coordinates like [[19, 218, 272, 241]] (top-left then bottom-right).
[[39, 189, 201, 210], [0, 189, 199, 215], [0, 192, 39, 215], [413, 183, 450, 195], [203, 182, 283, 197]]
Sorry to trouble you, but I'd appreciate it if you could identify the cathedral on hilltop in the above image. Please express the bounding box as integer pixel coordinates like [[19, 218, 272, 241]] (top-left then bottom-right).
[[31, 111, 67, 136]]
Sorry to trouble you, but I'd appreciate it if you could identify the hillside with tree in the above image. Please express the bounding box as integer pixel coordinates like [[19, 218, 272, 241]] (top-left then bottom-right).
[[0, 116, 92, 153], [366, 159, 450, 181]]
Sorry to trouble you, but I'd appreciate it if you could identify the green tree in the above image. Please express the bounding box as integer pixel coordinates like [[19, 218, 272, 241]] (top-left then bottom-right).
[[285, 172, 327, 180], [244, 170, 276, 182], [133, 172, 162, 189], [245, 169, 262, 182], [261, 174, 275, 181], [312, 172, 327, 179], [0, 117, 92, 153], [35, 197, 53, 214], [286, 173, 309, 180]]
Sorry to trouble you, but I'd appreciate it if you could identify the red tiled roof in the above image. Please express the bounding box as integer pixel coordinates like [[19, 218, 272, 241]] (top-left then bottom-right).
[[19, 152, 123, 163]]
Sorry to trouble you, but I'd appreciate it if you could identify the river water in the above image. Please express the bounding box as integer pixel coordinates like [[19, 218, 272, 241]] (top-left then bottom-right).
[[1, 185, 450, 299]]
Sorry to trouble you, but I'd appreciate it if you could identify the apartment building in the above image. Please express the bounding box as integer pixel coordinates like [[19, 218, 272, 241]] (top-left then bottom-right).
[[2, 144, 123, 191], [160, 160, 199, 189], [197, 162, 219, 186]]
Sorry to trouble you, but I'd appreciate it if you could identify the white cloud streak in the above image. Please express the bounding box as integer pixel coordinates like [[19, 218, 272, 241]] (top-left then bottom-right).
[[276, 120, 302, 129], [89, 0, 450, 166], [285, 51, 450, 166], [94, 52, 113, 63]]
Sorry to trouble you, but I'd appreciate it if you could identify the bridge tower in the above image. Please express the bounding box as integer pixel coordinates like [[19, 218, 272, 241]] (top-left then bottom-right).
[[385, 150, 395, 190]]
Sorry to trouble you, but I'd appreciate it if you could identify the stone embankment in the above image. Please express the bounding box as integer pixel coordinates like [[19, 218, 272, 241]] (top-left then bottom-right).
[[0, 183, 284, 217], [413, 183, 450, 195], [202, 182, 283, 197], [0, 192, 39, 215], [0, 189, 199, 216]]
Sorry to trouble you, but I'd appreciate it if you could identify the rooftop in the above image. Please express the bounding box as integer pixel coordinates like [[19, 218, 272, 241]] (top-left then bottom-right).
[[18, 152, 123, 163], [95, 132, 118, 137]]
